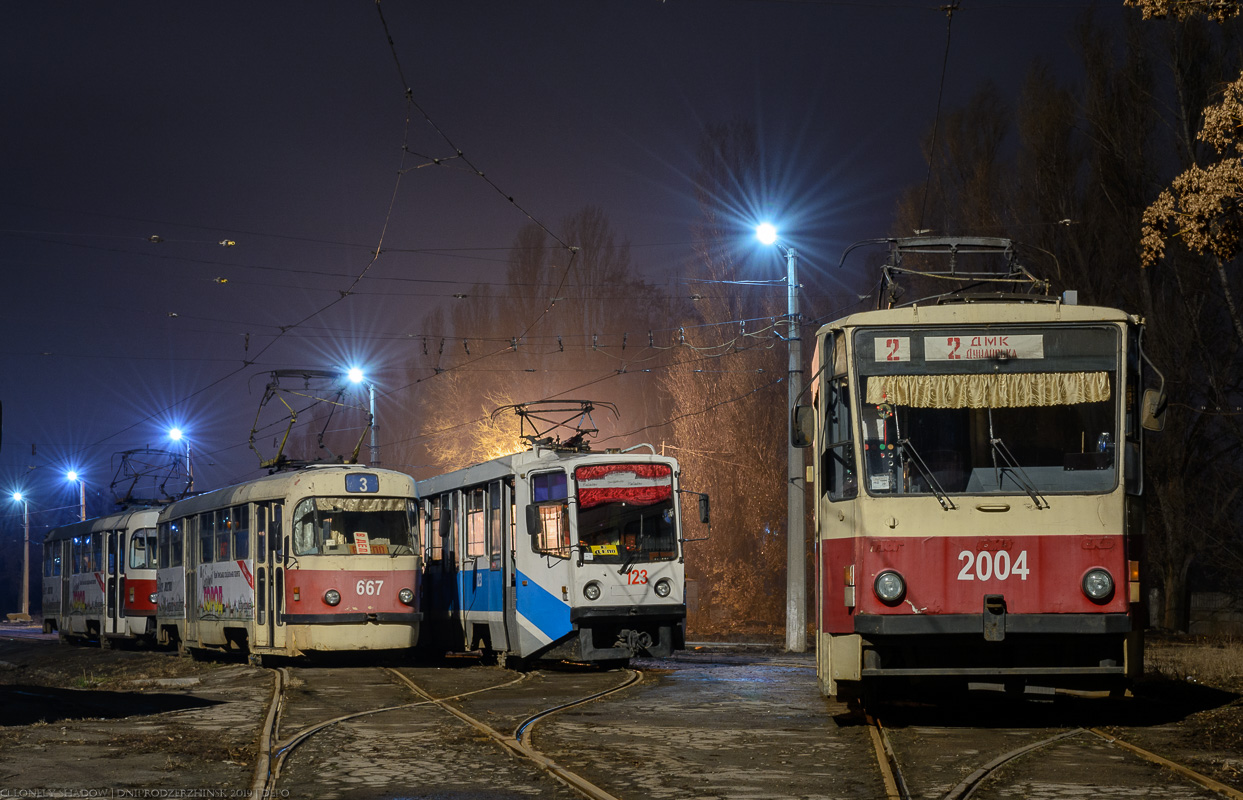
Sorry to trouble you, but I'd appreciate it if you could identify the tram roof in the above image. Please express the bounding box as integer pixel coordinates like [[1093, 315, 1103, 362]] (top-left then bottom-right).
[[45, 505, 163, 543], [818, 300, 1132, 334], [417, 446, 673, 496], [156, 463, 416, 522]]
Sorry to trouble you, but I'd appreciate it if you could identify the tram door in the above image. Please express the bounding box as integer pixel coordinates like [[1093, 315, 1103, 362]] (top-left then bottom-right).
[[513, 470, 574, 650], [254, 502, 271, 650], [489, 480, 511, 653], [256, 502, 283, 650], [106, 530, 121, 636], [59, 540, 70, 629]]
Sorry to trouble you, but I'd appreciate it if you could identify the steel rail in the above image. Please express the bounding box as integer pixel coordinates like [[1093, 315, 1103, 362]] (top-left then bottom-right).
[[869, 715, 1243, 800], [249, 665, 527, 794], [1089, 728, 1243, 800], [391, 667, 641, 800]]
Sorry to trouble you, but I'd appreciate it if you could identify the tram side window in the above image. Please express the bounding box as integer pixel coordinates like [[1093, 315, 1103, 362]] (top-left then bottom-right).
[[171, 520, 184, 567], [823, 377, 858, 501], [217, 508, 233, 561], [158, 524, 170, 570], [231, 505, 249, 561], [200, 512, 215, 564], [130, 528, 157, 569], [530, 471, 570, 559], [256, 503, 268, 557], [466, 488, 486, 559], [92, 534, 103, 574], [293, 499, 316, 555], [489, 482, 504, 570], [425, 497, 443, 563]]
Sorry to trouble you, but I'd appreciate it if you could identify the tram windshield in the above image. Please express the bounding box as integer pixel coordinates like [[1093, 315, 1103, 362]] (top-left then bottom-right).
[[575, 464, 677, 564], [853, 326, 1120, 496], [292, 497, 418, 556]]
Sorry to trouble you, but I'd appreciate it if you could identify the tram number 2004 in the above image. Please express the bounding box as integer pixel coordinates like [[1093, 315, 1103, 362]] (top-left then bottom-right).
[[957, 550, 1030, 581]]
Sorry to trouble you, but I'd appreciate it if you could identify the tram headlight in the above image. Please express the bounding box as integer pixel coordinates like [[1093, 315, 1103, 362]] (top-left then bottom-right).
[[398, 587, 415, 606], [149, 592, 158, 604], [583, 581, 602, 601], [324, 589, 341, 606], [1082, 568, 1114, 602], [654, 578, 672, 598], [874, 571, 906, 605]]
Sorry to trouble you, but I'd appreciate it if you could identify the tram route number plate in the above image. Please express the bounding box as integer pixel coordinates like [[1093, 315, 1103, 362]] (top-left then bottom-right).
[[346, 473, 380, 493]]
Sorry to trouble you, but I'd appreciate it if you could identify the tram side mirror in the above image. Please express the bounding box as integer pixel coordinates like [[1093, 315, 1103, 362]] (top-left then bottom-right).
[[1141, 388, 1167, 432], [698, 494, 710, 524], [791, 405, 814, 449]]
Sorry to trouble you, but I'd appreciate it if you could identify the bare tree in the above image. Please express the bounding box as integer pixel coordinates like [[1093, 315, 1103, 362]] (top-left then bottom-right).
[[659, 119, 793, 636], [408, 207, 673, 475]]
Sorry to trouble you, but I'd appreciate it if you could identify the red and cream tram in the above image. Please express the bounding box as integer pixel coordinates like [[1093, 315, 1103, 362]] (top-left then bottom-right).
[[795, 238, 1164, 700], [43, 507, 160, 647], [155, 464, 420, 660]]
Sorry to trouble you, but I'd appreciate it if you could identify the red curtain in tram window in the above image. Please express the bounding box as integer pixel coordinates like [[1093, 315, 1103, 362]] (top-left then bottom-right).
[[576, 464, 673, 509]]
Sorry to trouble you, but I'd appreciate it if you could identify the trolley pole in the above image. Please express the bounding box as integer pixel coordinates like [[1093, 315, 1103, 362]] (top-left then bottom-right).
[[785, 246, 806, 653]]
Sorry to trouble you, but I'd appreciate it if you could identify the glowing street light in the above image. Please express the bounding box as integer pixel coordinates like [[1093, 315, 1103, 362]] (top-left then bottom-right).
[[168, 427, 193, 491], [347, 367, 379, 466], [755, 222, 806, 654], [10, 492, 30, 620], [66, 471, 85, 521]]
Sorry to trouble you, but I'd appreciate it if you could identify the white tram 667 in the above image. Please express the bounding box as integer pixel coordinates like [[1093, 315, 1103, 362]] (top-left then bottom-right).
[[418, 429, 705, 667], [155, 464, 421, 659], [795, 238, 1165, 701], [43, 506, 161, 647]]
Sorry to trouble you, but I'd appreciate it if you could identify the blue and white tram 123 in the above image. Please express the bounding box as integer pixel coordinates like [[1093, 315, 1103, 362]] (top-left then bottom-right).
[[155, 464, 421, 660], [43, 506, 161, 647], [418, 444, 704, 666]]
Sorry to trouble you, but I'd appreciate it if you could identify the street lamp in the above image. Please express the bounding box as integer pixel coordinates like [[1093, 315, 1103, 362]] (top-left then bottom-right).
[[66, 471, 85, 521], [168, 428, 193, 491], [756, 223, 806, 654], [10, 492, 30, 621], [348, 367, 379, 466]]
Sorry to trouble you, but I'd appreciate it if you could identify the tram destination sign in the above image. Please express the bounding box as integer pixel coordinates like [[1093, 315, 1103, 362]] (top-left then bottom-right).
[[875, 334, 1045, 362]]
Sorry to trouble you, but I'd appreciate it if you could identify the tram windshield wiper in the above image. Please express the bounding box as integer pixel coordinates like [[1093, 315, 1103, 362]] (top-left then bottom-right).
[[896, 439, 955, 510], [988, 435, 1050, 510]]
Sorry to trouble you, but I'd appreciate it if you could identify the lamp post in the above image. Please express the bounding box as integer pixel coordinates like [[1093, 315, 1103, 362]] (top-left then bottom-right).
[[66, 471, 85, 521], [757, 223, 806, 653], [168, 428, 193, 491], [348, 367, 379, 466], [10, 492, 30, 620]]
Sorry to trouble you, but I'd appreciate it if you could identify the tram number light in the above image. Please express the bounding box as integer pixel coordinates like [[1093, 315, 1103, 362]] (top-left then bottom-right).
[[956, 550, 1030, 582]]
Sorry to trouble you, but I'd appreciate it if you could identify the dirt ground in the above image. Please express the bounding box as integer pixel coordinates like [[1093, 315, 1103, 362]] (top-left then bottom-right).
[[0, 621, 1240, 795]]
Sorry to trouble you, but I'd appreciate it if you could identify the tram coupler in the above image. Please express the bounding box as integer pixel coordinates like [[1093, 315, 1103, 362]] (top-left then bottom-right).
[[983, 595, 1007, 642]]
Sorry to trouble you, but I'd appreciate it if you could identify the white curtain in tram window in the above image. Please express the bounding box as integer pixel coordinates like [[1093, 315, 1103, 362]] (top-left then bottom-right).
[[864, 371, 1111, 409], [313, 497, 409, 513]]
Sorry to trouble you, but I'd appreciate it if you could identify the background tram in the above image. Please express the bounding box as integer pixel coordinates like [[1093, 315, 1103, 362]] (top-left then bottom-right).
[[795, 238, 1165, 701], [418, 443, 699, 666], [155, 464, 421, 659], [43, 507, 160, 647]]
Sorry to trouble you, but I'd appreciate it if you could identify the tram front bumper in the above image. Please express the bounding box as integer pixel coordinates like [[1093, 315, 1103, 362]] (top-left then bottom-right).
[[565, 604, 687, 661]]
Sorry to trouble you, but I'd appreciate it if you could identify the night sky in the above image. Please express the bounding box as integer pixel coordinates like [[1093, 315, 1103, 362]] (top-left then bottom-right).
[[2, 1, 1117, 530]]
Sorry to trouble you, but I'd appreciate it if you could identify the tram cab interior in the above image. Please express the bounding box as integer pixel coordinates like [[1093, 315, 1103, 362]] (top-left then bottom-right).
[[291, 497, 417, 556]]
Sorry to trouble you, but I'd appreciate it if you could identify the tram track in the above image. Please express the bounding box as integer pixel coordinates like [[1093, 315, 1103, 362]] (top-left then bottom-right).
[[391, 666, 642, 800], [867, 713, 1243, 800], [249, 663, 641, 800]]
